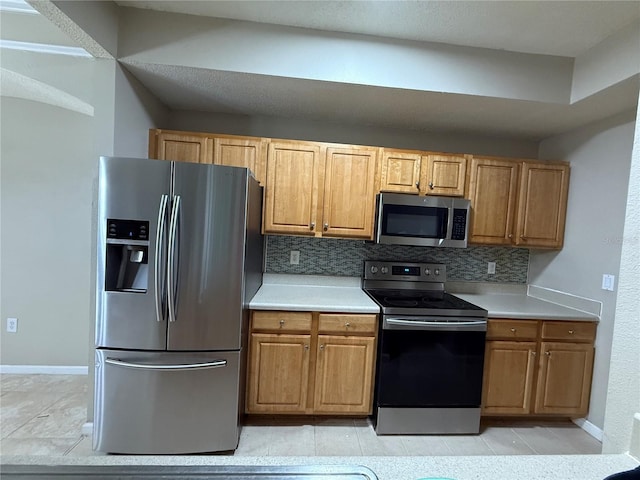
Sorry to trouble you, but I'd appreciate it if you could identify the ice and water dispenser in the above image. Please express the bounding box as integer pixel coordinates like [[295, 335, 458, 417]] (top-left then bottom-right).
[[105, 219, 149, 293]]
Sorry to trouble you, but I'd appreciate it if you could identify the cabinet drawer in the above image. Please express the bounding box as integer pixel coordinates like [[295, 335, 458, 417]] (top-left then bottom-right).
[[252, 311, 312, 332], [541, 321, 596, 342], [487, 319, 538, 340], [318, 314, 377, 334]]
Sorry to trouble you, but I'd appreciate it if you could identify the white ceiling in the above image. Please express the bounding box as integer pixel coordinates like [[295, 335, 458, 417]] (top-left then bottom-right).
[[4, 0, 640, 141], [116, 0, 640, 57]]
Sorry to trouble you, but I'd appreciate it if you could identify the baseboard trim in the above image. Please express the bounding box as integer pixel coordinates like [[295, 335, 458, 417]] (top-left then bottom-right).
[[81, 422, 93, 437], [0, 365, 88, 375], [573, 418, 604, 441]]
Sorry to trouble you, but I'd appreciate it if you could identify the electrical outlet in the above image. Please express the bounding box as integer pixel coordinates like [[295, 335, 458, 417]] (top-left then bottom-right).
[[6, 317, 17, 333], [487, 262, 496, 275], [602, 274, 615, 291], [290, 250, 300, 265]]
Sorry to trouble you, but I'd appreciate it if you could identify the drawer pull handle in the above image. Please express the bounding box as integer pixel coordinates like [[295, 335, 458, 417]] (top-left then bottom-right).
[[510, 328, 516, 332], [279, 320, 285, 327], [568, 330, 574, 334], [345, 322, 351, 328]]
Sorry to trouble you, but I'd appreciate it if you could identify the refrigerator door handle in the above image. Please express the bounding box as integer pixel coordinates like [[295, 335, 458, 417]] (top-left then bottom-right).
[[105, 358, 227, 371], [154, 194, 169, 323], [167, 194, 181, 323]]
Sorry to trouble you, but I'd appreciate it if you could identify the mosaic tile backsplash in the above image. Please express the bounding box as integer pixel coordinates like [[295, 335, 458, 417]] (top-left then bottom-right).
[[265, 235, 529, 283]]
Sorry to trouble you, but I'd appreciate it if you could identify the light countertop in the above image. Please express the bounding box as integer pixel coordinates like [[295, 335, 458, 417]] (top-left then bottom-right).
[[455, 292, 599, 321], [249, 274, 379, 313]]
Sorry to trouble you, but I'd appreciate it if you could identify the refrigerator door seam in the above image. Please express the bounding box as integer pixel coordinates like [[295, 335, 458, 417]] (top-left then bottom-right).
[[167, 194, 181, 323]]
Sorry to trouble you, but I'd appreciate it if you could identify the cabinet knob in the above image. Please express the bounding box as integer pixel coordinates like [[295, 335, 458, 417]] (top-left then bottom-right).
[[310, 222, 315, 230], [508, 234, 513, 239], [510, 328, 516, 332], [345, 322, 351, 328], [323, 223, 329, 231], [279, 319, 285, 327], [415, 181, 420, 188], [304, 344, 309, 351], [320, 344, 324, 351], [531, 351, 536, 356], [428, 181, 434, 190], [568, 330, 574, 334], [545, 351, 551, 356]]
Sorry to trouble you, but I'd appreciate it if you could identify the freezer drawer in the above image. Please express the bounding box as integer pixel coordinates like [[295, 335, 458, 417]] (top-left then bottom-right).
[[94, 349, 241, 454]]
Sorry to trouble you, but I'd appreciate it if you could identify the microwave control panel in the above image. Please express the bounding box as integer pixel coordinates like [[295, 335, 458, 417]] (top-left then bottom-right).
[[451, 209, 468, 240]]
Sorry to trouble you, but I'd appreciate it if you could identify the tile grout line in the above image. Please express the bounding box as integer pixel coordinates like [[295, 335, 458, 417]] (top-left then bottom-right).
[[63, 435, 85, 456], [510, 427, 541, 455]]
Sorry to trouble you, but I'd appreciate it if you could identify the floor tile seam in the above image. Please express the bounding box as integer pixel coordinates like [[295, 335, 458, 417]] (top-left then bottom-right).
[[543, 425, 583, 455], [62, 435, 84, 456], [478, 434, 498, 455], [510, 427, 542, 454], [2, 411, 48, 440]]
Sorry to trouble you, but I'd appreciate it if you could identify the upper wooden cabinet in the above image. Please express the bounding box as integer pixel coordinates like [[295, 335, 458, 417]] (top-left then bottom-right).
[[515, 162, 570, 248], [263, 141, 324, 236], [149, 130, 266, 183], [149, 129, 213, 164], [263, 142, 378, 240], [468, 157, 569, 249], [322, 146, 378, 239], [213, 136, 267, 185], [379, 150, 467, 197]]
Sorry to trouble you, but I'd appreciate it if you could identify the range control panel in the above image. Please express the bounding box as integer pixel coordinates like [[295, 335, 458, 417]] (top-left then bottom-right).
[[363, 261, 446, 282]]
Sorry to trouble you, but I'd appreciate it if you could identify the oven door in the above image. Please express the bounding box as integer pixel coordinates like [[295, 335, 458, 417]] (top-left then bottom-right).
[[376, 316, 486, 408]]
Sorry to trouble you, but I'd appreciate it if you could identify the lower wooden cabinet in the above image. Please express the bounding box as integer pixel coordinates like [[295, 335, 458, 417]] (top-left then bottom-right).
[[482, 319, 596, 417], [246, 311, 378, 415]]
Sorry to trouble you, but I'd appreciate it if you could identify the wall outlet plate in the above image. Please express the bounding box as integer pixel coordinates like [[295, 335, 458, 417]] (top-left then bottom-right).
[[602, 274, 615, 291], [290, 250, 300, 265], [6, 317, 17, 333]]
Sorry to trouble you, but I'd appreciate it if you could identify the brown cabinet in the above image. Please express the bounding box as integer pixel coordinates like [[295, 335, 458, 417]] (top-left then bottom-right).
[[379, 150, 467, 196], [263, 142, 378, 239], [246, 311, 378, 415], [482, 319, 595, 417], [213, 135, 267, 184], [149, 129, 212, 164], [149, 129, 266, 182], [468, 157, 569, 248]]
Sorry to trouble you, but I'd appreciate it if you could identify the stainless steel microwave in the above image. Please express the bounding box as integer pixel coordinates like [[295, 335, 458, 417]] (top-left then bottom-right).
[[375, 193, 470, 248]]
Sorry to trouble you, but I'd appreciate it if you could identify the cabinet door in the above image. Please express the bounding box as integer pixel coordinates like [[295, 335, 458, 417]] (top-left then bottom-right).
[[379, 150, 421, 194], [213, 136, 267, 185], [246, 333, 311, 413], [421, 154, 467, 196], [313, 335, 376, 414], [263, 141, 323, 235], [468, 157, 520, 245], [322, 146, 378, 239], [515, 162, 570, 248], [151, 130, 212, 164], [482, 341, 537, 415], [534, 341, 594, 416]]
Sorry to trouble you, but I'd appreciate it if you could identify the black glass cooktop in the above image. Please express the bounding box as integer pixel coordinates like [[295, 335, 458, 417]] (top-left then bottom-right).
[[364, 289, 486, 312]]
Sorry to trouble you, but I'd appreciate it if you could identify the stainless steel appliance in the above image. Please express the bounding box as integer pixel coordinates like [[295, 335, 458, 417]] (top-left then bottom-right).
[[93, 156, 263, 454], [362, 261, 488, 434], [375, 193, 470, 248]]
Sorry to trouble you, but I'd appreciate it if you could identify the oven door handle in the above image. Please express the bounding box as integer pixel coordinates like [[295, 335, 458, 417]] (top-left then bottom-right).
[[384, 317, 487, 332]]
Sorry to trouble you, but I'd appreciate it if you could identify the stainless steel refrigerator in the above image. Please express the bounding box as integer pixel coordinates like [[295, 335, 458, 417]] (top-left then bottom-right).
[[93, 156, 263, 454]]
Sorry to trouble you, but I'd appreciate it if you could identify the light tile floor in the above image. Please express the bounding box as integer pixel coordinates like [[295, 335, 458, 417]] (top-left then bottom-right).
[[1, 374, 603, 457]]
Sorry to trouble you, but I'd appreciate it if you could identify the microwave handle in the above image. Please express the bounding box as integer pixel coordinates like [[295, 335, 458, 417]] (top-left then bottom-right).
[[445, 205, 454, 241]]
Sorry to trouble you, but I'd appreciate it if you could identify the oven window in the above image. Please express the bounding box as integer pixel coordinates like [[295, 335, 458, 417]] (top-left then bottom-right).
[[381, 205, 448, 238], [376, 329, 485, 407]]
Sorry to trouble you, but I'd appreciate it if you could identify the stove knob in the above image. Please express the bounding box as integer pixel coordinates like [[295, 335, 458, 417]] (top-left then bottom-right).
[[435, 269, 440, 276], [424, 268, 430, 276], [370, 265, 378, 274], [381, 266, 389, 274]]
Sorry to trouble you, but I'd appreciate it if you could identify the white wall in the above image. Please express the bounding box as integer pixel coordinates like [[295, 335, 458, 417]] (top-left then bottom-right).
[[533, 109, 637, 430], [169, 110, 539, 158], [0, 97, 94, 365], [602, 96, 640, 454]]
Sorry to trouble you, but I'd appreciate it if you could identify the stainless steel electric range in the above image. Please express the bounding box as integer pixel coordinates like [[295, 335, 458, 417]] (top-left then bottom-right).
[[362, 260, 488, 435]]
